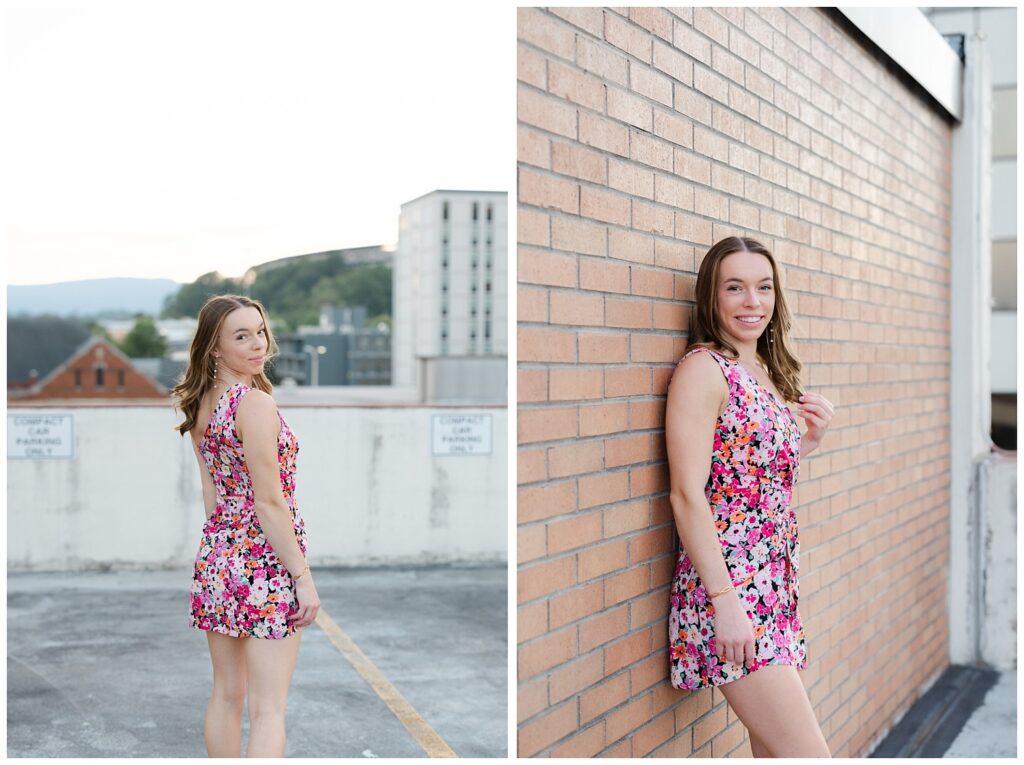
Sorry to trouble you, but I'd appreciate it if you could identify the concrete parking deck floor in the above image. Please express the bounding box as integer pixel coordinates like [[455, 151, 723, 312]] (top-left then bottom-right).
[[943, 670, 1016, 758], [870, 665, 1016, 758], [8, 565, 507, 758]]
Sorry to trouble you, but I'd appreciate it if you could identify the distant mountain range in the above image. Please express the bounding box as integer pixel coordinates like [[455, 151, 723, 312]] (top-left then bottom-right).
[[7, 278, 182, 318]]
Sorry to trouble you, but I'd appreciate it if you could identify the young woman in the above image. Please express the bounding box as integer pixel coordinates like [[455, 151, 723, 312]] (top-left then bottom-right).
[[172, 294, 320, 757], [666, 237, 835, 757]]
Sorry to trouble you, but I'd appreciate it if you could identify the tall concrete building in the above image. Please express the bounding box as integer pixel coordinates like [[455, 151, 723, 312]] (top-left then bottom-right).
[[923, 7, 1017, 449], [392, 190, 508, 402]]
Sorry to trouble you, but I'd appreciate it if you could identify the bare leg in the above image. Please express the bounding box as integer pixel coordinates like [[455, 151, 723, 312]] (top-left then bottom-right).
[[718, 665, 831, 758], [748, 729, 771, 758], [204, 631, 247, 757], [243, 629, 302, 757]]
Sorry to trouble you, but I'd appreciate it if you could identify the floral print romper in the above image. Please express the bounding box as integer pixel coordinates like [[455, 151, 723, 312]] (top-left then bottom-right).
[[190, 382, 308, 639], [669, 346, 805, 690]]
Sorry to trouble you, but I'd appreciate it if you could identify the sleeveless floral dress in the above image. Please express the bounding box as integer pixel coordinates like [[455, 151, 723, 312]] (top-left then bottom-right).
[[668, 346, 805, 690], [189, 382, 308, 639]]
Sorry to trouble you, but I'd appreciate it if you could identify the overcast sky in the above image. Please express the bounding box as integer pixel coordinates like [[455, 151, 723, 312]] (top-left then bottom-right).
[[5, 2, 512, 285]]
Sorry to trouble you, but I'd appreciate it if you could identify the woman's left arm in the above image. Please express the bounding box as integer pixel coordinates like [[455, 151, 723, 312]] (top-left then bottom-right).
[[797, 392, 835, 459]]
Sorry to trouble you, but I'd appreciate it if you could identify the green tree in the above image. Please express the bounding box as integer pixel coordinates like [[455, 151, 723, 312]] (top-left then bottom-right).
[[159, 253, 392, 331], [251, 252, 349, 328], [161, 272, 243, 318], [119, 315, 168, 358], [265, 312, 293, 335], [308, 264, 392, 319]]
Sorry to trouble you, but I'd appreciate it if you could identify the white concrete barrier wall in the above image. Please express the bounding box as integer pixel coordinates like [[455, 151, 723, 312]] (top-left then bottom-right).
[[981, 451, 1017, 671], [7, 405, 507, 570]]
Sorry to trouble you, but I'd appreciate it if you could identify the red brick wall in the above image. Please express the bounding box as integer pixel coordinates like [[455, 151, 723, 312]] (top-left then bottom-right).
[[517, 7, 951, 757], [15, 340, 167, 400]]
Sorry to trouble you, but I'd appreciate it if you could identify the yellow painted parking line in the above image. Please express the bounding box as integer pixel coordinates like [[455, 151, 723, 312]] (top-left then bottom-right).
[[315, 608, 458, 758]]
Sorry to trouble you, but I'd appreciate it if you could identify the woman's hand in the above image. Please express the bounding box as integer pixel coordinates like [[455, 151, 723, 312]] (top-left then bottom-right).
[[797, 392, 835, 447], [711, 594, 757, 669], [289, 574, 321, 628]]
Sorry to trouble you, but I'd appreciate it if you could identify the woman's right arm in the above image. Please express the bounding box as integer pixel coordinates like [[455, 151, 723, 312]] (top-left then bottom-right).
[[665, 352, 756, 669], [236, 390, 320, 628]]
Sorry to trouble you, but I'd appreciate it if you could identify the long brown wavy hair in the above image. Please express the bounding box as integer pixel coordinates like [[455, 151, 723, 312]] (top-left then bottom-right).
[[172, 294, 278, 436], [687, 236, 803, 403]]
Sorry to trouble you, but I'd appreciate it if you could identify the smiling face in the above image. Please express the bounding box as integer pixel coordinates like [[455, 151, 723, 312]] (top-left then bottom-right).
[[715, 249, 776, 347], [212, 306, 268, 381]]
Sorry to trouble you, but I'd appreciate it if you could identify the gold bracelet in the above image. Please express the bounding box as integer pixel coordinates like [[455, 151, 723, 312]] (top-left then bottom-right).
[[292, 562, 310, 581], [708, 583, 734, 599]]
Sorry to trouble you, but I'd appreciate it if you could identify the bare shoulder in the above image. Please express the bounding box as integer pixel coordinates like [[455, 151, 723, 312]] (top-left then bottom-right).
[[235, 388, 278, 423], [668, 349, 728, 416], [670, 348, 727, 389]]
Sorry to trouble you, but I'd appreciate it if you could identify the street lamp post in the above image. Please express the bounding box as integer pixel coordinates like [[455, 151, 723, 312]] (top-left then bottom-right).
[[302, 344, 327, 386]]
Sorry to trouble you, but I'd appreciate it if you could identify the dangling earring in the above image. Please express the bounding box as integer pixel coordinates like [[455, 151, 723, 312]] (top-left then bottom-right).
[[212, 355, 219, 382]]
